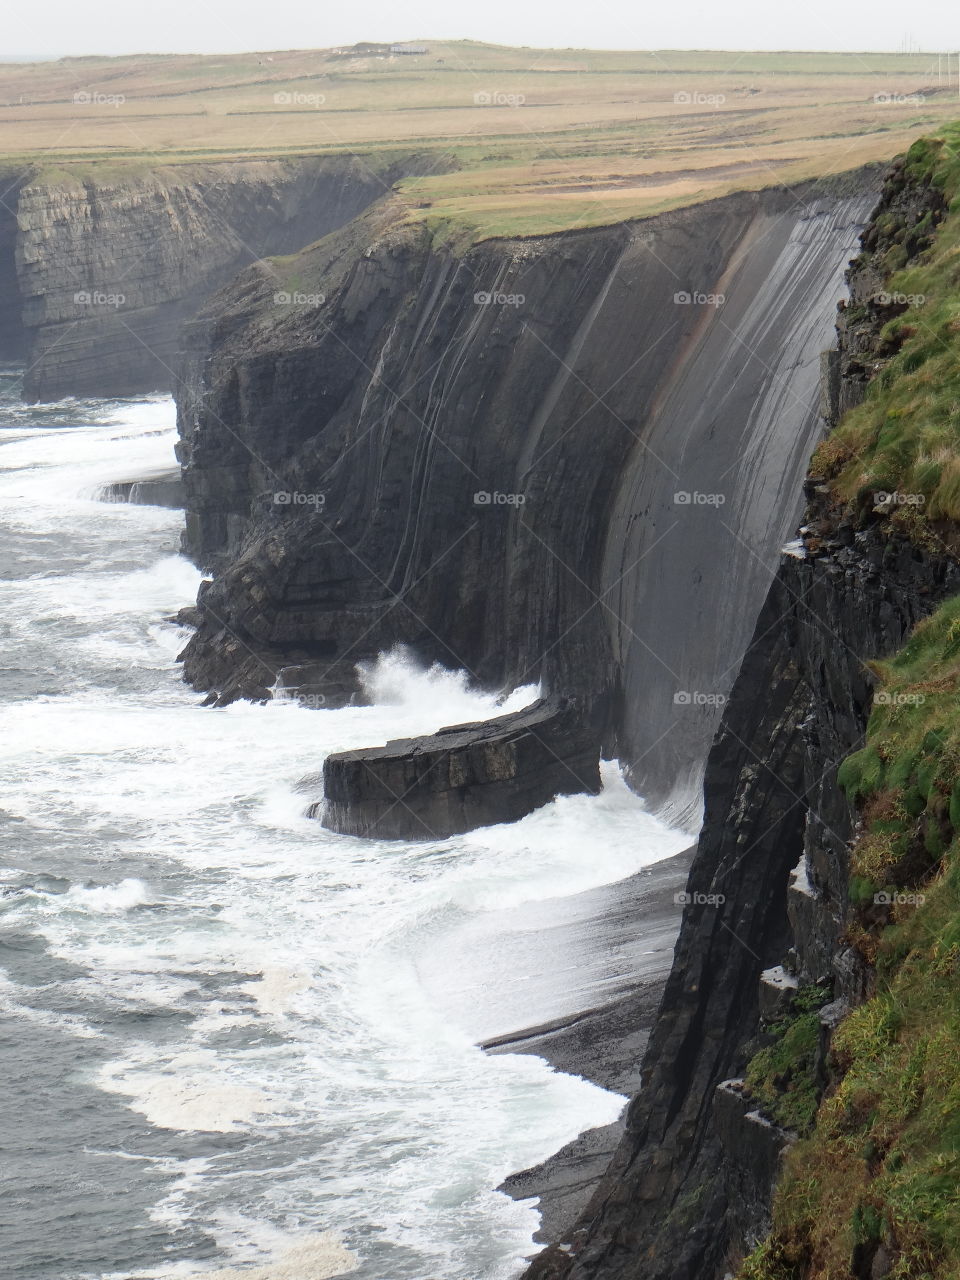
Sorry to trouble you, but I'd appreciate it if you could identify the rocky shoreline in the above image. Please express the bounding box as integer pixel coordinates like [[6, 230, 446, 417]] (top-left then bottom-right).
[[484, 848, 694, 1245], [158, 164, 885, 1275]]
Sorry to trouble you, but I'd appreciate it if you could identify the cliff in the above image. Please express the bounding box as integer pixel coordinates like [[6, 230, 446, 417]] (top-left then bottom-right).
[[2, 153, 445, 400], [164, 123, 960, 1273], [173, 174, 877, 832], [522, 134, 960, 1280]]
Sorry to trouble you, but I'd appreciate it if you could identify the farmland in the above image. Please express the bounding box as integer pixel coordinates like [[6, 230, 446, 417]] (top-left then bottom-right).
[[2, 41, 958, 237]]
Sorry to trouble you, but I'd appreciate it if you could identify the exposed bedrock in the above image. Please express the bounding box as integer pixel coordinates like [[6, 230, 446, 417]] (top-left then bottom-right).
[[316, 695, 600, 840], [522, 157, 960, 1280], [12, 153, 444, 401], [175, 172, 878, 835]]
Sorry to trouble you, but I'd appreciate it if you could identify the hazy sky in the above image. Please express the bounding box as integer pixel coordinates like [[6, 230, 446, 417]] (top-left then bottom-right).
[[2, 0, 956, 58]]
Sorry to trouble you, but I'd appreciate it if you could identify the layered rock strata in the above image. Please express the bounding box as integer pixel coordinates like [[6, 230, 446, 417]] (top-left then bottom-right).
[[175, 175, 877, 833], [9, 153, 443, 400]]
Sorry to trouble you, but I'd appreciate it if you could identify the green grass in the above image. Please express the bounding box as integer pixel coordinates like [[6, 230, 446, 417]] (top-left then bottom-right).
[[740, 841, 960, 1278], [737, 593, 960, 1277], [744, 986, 833, 1135], [739, 606, 960, 1274], [812, 123, 960, 538]]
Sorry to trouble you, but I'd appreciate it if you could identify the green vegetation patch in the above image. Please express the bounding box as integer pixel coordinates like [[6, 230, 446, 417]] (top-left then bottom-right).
[[812, 123, 960, 540], [738, 590, 960, 1279], [744, 986, 833, 1136]]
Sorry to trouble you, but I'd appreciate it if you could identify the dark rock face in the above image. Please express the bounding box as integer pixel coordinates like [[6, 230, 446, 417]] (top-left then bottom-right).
[[0, 178, 27, 362], [12, 154, 444, 401], [521, 571, 811, 1280], [713, 1078, 796, 1248], [520, 159, 960, 1280], [522, 519, 960, 1280], [175, 175, 877, 834], [318, 696, 600, 840]]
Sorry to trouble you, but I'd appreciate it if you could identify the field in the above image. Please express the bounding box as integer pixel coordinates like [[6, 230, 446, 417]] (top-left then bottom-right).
[[2, 41, 959, 238]]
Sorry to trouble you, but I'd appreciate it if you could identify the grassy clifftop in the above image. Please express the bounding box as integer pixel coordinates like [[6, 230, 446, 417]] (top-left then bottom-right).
[[741, 126, 960, 1280], [3, 43, 960, 239]]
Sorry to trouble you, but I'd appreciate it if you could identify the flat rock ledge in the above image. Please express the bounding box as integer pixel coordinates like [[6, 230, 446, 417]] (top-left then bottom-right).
[[314, 696, 602, 841], [98, 472, 184, 509]]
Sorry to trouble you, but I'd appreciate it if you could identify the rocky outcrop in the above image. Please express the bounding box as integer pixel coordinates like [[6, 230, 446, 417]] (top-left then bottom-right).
[[318, 695, 600, 840], [714, 1078, 796, 1249], [174, 173, 878, 835], [520, 155, 960, 1280], [11, 153, 445, 401]]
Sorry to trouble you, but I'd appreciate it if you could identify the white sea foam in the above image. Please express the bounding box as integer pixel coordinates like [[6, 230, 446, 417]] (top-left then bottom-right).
[[182, 1234, 358, 1279], [239, 966, 311, 1018], [99, 1049, 280, 1133], [356, 644, 539, 720], [0, 393, 690, 1279], [119, 1226, 359, 1280], [63, 877, 153, 913]]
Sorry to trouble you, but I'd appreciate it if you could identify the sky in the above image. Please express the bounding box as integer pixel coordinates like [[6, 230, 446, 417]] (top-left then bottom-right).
[[1, 0, 956, 59]]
